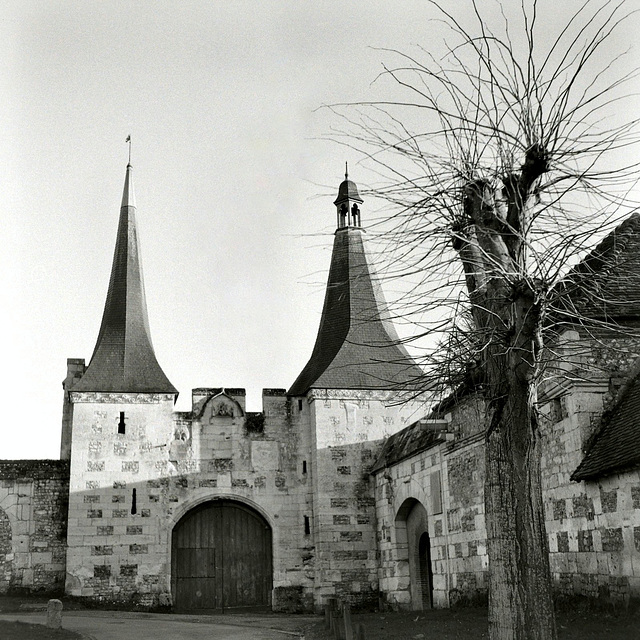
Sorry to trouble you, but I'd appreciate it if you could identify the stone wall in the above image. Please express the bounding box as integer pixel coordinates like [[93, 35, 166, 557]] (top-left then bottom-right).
[[540, 380, 640, 606], [376, 375, 640, 610], [306, 389, 424, 610], [65, 392, 176, 608], [0, 460, 69, 595]]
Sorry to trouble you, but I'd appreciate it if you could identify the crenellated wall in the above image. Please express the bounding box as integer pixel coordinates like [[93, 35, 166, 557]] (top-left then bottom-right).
[[6, 339, 640, 612], [63, 388, 315, 610]]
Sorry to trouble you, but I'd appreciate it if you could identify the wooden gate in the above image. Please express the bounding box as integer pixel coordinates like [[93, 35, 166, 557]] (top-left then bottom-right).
[[171, 500, 272, 612]]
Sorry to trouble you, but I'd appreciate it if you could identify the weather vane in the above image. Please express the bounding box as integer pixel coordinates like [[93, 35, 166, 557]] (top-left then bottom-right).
[[126, 135, 132, 165]]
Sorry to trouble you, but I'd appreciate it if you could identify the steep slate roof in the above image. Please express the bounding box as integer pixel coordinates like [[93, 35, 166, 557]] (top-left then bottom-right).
[[572, 368, 640, 481], [288, 226, 424, 395], [370, 419, 446, 474], [563, 213, 640, 480], [561, 213, 640, 322], [72, 164, 177, 395]]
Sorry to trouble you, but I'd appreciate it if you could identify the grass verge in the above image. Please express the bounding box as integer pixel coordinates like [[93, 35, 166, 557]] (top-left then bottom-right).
[[0, 620, 84, 640]]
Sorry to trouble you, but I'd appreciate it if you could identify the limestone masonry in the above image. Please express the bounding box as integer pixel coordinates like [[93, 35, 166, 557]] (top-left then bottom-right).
[[1, 164, 640, 612]]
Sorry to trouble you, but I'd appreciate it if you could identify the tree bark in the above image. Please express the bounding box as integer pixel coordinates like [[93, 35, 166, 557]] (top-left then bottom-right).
[[458, 164, 556, 639], [485, 378, 556, 639], [482, 289, 556, 640]]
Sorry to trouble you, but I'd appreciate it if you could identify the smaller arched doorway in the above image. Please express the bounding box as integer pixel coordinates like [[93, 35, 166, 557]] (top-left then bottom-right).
[[171, 499, 273, 612], [395, 498, 434, 610]]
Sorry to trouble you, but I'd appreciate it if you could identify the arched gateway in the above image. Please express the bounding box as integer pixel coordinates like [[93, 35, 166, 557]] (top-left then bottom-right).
[[171, 500, 273, 612]]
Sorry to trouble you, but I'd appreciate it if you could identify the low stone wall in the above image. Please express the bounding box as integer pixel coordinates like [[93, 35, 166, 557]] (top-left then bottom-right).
[[0, 460, 70, 595]]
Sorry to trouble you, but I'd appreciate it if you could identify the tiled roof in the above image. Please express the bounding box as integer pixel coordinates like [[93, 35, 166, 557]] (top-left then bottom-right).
[[560, 213, 640, 322], [572, 368, 640, 481], [370, 419, 445, 474], [288, 228, 424, 395], [71, 165, 177, 395]]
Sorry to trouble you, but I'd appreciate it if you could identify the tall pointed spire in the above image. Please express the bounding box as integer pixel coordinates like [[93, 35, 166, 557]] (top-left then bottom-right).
[[289, 173, 422, 395], [72, 164, 177, 394]]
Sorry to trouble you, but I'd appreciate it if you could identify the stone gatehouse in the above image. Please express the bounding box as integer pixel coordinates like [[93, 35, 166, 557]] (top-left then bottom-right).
[[0, 165, 424, 612], [1, 164, 640, 612]]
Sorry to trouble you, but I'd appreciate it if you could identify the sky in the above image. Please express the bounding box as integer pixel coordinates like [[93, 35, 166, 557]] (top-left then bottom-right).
[[2, 1, 640, 459]]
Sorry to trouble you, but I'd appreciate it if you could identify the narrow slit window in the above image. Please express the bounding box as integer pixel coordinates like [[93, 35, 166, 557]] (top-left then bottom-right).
[[117, 411, 126, 434], [304, 515, 310, 535], [302, 460, 307, 475], [131, 488, 137, 515], [298, 399, 303, 412]]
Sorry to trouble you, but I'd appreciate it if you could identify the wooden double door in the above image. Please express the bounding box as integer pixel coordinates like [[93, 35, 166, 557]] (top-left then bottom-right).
[[171, 500, 273, 612]]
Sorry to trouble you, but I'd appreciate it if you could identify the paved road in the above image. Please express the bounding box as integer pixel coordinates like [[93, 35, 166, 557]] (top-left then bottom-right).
[[0, 611, 313, 640]]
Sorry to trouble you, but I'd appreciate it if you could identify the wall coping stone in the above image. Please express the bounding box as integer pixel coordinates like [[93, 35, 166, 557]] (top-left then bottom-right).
[[0, 460, 70, 480]]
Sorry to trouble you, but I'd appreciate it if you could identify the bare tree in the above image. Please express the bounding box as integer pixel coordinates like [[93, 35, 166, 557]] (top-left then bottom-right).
[[326, 1, 640, 638]]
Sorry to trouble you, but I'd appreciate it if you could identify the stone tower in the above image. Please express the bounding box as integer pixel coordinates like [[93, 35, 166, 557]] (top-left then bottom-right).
[[289, 170, 424, 608], [63, 163, 178, 601]]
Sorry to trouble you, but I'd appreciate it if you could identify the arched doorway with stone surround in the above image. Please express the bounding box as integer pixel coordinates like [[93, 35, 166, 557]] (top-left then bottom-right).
[[395, 498, 434, 610], [171, 499, 273, 613]]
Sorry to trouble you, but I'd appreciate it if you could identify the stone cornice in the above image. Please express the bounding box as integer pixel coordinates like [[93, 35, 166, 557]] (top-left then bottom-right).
[[307, 388, 406, 402], [538, 376, 608, 403], [70, 392, 175, 404]]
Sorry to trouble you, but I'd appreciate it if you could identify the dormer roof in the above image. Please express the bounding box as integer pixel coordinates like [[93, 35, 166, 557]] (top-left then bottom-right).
[[572, 365, 640, 481]]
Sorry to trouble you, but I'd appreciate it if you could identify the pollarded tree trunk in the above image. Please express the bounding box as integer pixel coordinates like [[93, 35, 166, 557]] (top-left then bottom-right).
[[484, 349, 555, 639], [479, 278, 555, 640], [456, 145, 557, 639], [337, 2, 635, 633]]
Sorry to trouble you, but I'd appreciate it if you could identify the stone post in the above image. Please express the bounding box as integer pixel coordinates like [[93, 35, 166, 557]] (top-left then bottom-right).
[[46, 599, 63, 629], [327, 597, 338, 636], [324, 602, 332, 629], [343, 603, 353, 640]]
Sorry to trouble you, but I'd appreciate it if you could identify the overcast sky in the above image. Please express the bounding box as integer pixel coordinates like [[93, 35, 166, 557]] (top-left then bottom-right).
[[2, 1, 639, 459]]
